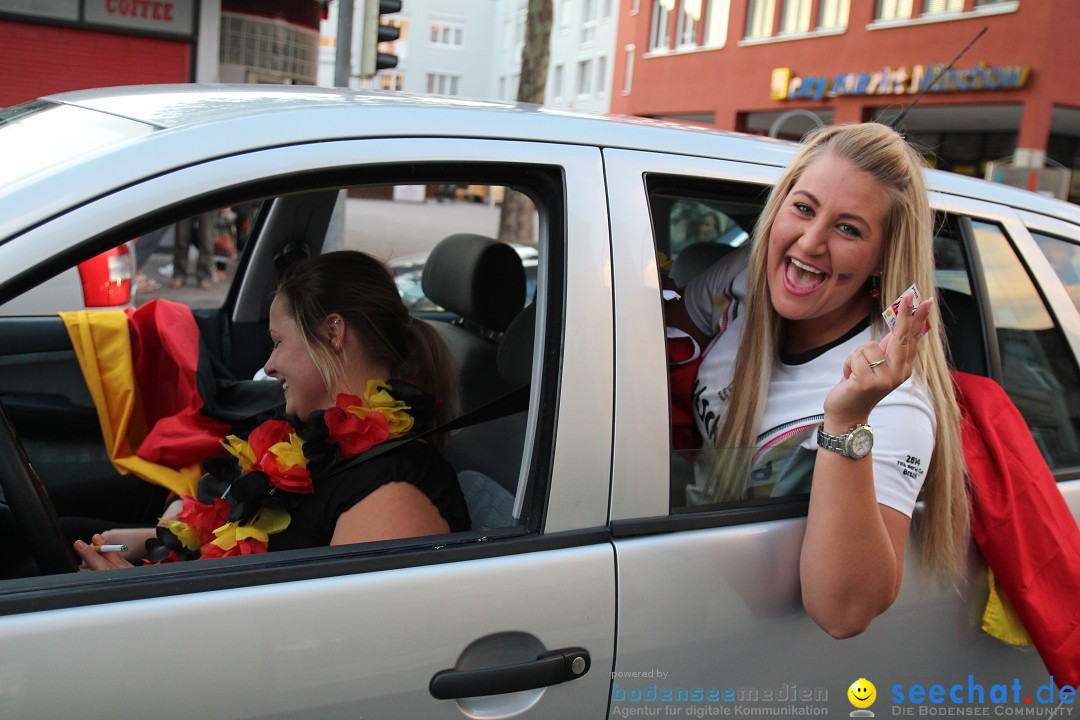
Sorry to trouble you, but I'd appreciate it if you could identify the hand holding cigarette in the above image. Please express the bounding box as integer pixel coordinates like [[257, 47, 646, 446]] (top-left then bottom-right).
[[73, 533, 137, 572]]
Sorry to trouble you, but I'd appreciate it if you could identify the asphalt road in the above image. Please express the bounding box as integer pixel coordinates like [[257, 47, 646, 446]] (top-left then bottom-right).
[[136, 196, 503, 309]]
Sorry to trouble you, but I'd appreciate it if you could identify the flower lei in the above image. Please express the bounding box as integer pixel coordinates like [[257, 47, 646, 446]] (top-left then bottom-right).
[[144, 379, 425, 563]]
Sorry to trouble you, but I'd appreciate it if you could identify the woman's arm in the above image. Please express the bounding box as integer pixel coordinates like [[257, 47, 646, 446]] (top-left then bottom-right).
[[331, 482, 450, 545], [800, 457, 911, 638], [800, 292, 934, 638], [73, 498, 183, 571]]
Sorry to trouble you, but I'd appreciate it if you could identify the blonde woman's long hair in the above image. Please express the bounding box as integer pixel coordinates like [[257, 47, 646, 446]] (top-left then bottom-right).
[[706, 123, 969, 580]]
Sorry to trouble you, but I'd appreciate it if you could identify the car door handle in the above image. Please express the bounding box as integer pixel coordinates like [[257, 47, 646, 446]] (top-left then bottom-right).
[[429, 647, 591, 699]]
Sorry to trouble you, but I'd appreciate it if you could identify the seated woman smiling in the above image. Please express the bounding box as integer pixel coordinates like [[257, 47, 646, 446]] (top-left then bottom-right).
[[76, 250, 470, 569]]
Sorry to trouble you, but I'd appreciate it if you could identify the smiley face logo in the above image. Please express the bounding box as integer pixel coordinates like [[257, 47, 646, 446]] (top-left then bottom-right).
[[848, 678, 877, 709]]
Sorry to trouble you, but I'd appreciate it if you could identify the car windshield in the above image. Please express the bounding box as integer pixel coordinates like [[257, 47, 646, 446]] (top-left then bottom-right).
[[0, 101, 155, 191]]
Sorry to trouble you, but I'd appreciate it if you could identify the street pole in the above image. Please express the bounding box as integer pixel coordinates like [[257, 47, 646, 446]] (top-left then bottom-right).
[[334, 0, 354, 88]]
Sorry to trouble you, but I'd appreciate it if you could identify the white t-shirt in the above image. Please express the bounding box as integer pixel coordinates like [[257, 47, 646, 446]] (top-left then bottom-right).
[[681, 247, 935, 517]]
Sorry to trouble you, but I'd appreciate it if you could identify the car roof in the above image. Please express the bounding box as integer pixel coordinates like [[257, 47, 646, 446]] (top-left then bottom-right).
[[45, 83, 797, 165], [9, 84, 1080, 233]]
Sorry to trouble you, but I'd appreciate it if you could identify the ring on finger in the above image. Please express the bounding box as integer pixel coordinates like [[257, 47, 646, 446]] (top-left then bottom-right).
[[868, 359, 886, 368]]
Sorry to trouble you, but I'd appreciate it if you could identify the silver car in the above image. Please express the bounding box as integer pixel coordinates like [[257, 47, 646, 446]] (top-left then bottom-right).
[[1, 86, 1079, 719]]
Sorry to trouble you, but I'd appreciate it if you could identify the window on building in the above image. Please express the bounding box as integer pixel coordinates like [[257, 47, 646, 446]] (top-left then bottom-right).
[[623, 43, 636, 95], [677, 0, 701, 47], [219, 13, 318, 84], [553, 64, 564, 100], [577, 58, 594, 96], [779, 0, 811, 33], [426, 73, 461, 96], [922, 0, 964, 13], [603, 0, 614, 18], [650, 0, 674, 50], [596, 55, 608, 96], [704, 0, 731, 45], [559, 0, 572, 32], [818, 0, 849, 28], [582, 0, 599, 44], [745, 0, 776, 38], [975, 0, 1013, 5], [875, 0, 913, 20], [430, 20, 465, 48]]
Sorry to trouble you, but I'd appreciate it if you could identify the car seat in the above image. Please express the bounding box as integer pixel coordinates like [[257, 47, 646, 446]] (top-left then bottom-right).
[[447, 303, 536, 531], [421, 233, 526, 412], [670, 242, 735, 289]]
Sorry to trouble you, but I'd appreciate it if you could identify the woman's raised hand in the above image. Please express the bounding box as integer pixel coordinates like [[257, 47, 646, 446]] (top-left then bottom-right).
[[824, 292, 934, 427]]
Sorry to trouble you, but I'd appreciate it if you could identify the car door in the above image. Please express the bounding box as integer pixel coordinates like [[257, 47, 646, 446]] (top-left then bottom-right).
[[0, 137, 616, 719], [602, 147, 1073, 717]]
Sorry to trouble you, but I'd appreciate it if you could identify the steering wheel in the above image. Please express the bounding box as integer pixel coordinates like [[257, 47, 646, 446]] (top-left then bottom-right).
[[0, 397, 79, 574]]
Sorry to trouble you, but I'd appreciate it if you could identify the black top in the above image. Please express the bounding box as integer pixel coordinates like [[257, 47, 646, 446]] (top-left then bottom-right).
[[271, 441, 471, 551]]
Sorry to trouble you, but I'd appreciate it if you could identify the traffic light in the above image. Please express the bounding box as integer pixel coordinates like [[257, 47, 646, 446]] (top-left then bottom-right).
[[361, 0, 402, 78]]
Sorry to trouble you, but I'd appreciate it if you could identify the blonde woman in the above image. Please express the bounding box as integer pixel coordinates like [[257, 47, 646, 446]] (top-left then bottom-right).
[[668, 123, 967, 638]]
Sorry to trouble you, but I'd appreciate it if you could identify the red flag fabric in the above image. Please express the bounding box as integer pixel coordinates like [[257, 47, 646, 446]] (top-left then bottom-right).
[[127, 299, 231, 467], [954, 370, 1080, 685], [668, 327, 703, 450]]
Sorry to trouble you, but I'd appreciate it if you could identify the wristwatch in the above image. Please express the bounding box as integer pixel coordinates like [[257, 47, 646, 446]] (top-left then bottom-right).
[[816, 423, 874, 459]]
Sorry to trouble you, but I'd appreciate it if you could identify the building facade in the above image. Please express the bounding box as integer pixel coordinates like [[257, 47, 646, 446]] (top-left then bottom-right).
[[318, 0, 499, 98], [0, 0, 219, 107], [491, 0, 619, 112], [1, 0, 322, 108], [318, 0, 619, 113], [610, 0, 1080, 201]]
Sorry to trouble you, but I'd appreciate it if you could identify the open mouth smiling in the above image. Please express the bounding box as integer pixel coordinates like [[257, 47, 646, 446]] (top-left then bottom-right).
[[784, 256, 829, 294]]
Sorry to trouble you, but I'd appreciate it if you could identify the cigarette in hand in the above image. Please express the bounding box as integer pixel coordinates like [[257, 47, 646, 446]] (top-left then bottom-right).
[[89, 544, 129, 553]]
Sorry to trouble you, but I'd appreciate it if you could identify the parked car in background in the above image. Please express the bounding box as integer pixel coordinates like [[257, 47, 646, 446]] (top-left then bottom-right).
[[1, 85, 1079, 719], [390, 242, 538, 314]]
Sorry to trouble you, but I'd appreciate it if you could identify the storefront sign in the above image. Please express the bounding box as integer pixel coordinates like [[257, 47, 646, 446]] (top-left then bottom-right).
[[1, 0, 195, 38], [84, 0, 195, 37], [770, 61, 1030, 102]]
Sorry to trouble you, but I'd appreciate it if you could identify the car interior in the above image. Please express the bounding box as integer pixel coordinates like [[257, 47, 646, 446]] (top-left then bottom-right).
[[0, 176, 548, 579], [3, 168, 1079, 580], [649, 177, 1080, 512]]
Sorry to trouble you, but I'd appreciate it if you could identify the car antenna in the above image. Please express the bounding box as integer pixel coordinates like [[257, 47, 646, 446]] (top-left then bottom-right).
[[888, 26, 988, 130]]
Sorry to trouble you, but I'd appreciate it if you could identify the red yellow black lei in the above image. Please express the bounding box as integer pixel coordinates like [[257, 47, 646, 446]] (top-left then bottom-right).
[[144, 379, 427, 563]]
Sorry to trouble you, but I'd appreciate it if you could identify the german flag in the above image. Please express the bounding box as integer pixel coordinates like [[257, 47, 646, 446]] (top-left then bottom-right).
[[60, 299, 283, 497], [956, 371, 1080, 685]]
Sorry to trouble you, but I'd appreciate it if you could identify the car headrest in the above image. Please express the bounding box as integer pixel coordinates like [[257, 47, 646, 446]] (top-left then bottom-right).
[[497, 303, 536, 388], [422, 233, 526, 332], [670, 242, 736, 289]]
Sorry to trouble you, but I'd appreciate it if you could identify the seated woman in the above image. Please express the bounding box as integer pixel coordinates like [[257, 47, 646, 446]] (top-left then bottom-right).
[[667, 123, 968, 638], [76, 250, 470, 569]]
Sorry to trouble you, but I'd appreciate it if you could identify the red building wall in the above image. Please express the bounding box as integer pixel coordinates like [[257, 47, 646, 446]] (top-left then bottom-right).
[[610, 0, 1078, 153], [0, 19, 191, 107]]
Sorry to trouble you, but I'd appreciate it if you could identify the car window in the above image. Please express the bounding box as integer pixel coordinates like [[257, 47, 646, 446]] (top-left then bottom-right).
[[1031, 230, 1080, 315], [644, 178, 794, 514], [648, 180, 762, 293], [656, 188, 1080, 517], [0, 170, 549, 585], [667, 199, 748, 256], [969, 220, 1080, 471]]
